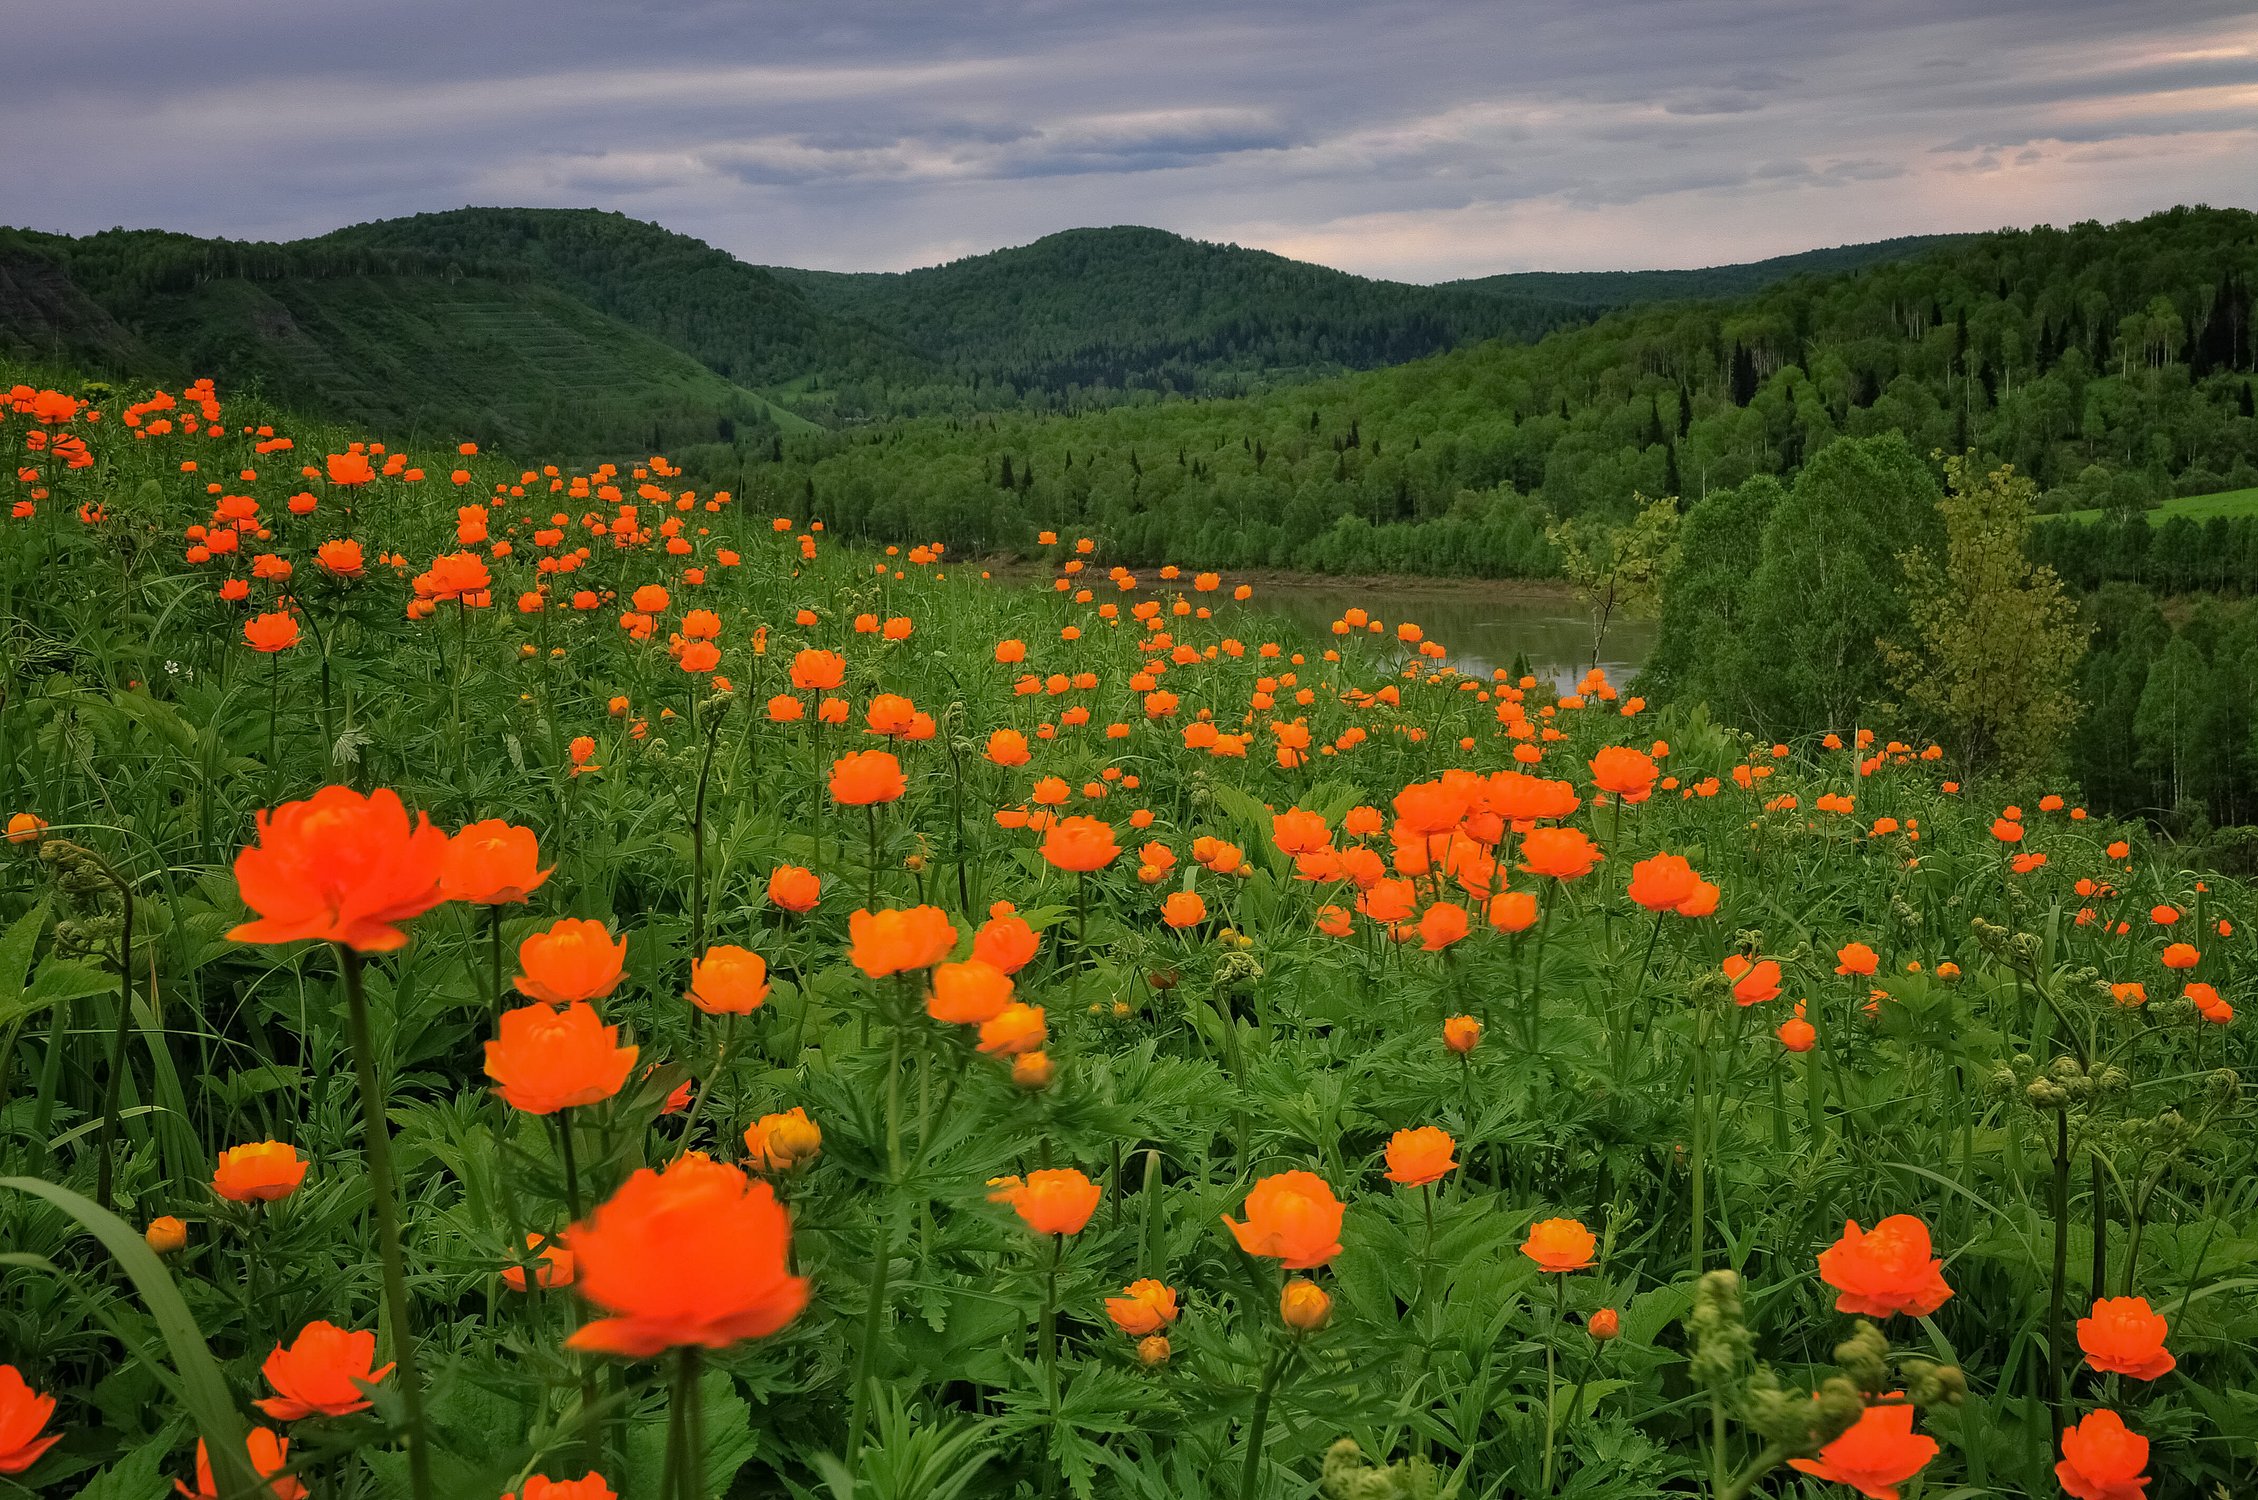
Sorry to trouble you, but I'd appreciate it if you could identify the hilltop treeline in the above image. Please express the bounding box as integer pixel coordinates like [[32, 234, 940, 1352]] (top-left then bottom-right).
[[720, 206, 2258, 577]]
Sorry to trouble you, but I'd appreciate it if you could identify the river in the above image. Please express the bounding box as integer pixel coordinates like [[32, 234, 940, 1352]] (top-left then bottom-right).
[[1240, 576, 1656, 694]]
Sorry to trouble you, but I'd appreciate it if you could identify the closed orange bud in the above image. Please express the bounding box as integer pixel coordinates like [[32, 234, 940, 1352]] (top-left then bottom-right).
[[1279, 1277, 1332, 1331]]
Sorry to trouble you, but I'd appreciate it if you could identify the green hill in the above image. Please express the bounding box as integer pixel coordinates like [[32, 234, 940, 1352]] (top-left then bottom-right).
[[732, 206, 2258, 578], [0, 225, 818, 457], [1444, 233, 1979, 303]]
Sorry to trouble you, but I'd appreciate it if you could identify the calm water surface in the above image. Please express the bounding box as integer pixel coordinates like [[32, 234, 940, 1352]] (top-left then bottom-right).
[[1246, 579, 1655, 693]]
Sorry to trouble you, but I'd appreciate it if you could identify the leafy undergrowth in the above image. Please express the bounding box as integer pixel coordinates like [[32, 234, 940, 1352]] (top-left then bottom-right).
[[1, 370, 2252, 1500]]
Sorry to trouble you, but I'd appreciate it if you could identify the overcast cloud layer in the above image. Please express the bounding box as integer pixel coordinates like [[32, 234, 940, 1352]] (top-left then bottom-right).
[[8, 1, 2258, 281]]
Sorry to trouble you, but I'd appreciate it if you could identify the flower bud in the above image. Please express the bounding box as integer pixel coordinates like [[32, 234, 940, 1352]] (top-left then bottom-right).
[[1443, 1015, 1482, 1054], [1587, 1307, 1620, 1341], [1280, 1277, 1332, 1332], [1137, 1334, 1171, 1366], [145, 1215, 188, 1255], [1012, 1051, 1054, 1091]]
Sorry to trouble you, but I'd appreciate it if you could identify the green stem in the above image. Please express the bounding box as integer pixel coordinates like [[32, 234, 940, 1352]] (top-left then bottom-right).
[[1542, 1274, 1564, 1494], [1239, 1342, 1294, 1500], [93, 881, 135, 1211], [338, 946, 431, 1500]]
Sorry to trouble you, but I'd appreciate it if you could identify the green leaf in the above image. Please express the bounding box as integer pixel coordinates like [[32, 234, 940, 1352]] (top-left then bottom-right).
[[0, 1177, 257, 1497]]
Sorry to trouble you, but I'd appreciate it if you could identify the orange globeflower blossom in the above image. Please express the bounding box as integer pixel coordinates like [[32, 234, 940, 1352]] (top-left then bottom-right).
[[850, 906, 958, 976], [502, 1232, 575, 1291], [2055, 1409, 2149, 1500], [485, 1002, 637, 1115], [565, 1153, 809, 1356], [1721, 954, 1783, 1006], [1588, 745, 1658, 803], [1384, 1126, 1458, 1186], [1005, 1168, 1102, 1235], [789, 648, 845, 692], [503, 1474, 617, 1500], [829, 749, 907, 806], [1279, 1278, 1332, 1331], [1626, 853, 1709, 915], [1222, 1171, 1344, 1269], [767, 865, 820, 913], [1105, 1279, 1180, 1336], [971, 911, 1040, 973], [147, 1216, 189, 1254], [438, 819, 551, 905], [686, 945, 769, 1015], [927, 959, 1014, 1024], [1419, 901, 1470, 950], [1161, 891, 1207, 929], [1488, 889, 1540, 932], [1816, 1215, 1953, 1317], [977, 1001, 1046, 1055], [5, 813, 47, 845], [1778, 1014, 1818, 1052], [2077, 1297, 2175, 1380], [228, 786, 447, 952], [326, 451, 375, 486], [243, 612, 300, 653], [742, 1107, 822, 1172], [175, 1430, 305, 1500], [985, 728, 1031, 767], [0, 1366, 62, 1474], [214, 1141, 308, 1202], [1521, 1217, 1597, 1272], [1519, 826, 1601, 880], [1443, 1015, 1482, 1054], [1042, 814, 1119, 872], [315, 539, 366, 579], [257, 1321, 394, 1419], [514, 919, 628, 1006], [1786, 1402, 1938, 1500], [1835, 942, 1880, 977], [2159, 942, 2199, 970]]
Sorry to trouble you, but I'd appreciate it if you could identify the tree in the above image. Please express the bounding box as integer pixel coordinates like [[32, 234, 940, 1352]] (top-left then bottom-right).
[[1883, 454, 2087, 775], [1548, 493, 1682, 671], [1644, 475, 1783, 729]]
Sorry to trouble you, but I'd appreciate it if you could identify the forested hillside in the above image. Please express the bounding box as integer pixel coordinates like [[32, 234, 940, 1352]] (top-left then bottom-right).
[[1445, 232, 1977, 303], [735, 206, 2258, 578]]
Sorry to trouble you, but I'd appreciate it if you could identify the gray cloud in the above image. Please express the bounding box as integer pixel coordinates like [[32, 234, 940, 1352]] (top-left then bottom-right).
[[3, 0, 2255, 280]]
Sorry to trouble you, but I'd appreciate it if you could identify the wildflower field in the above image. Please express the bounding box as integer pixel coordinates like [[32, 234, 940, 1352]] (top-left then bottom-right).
[[1, 374, 2252, 1500]]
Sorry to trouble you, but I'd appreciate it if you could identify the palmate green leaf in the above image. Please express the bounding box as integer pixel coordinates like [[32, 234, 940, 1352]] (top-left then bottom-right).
[[0, 1177, 259, 1499]]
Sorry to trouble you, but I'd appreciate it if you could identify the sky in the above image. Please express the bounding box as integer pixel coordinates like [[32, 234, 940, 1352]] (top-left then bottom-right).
[[8, 1, 2258, 283]]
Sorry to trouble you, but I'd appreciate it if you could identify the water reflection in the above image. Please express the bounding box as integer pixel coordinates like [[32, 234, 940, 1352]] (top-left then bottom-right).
[[1247, 580, 1656, 694]]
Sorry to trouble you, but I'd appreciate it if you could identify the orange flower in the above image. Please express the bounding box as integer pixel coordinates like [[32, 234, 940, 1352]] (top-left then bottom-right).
[[977, 1001, 1046, 1055], [1834, 942, 1879, 976], [213, 1141, 307, 1202], [1626, 853, 1708, 915], [484, 1002, 638, 1114], [1588, 745, 1658, 803], [1816, 1215, 1953, 1317], [325, 451, 375, 486], [1443, 1015, 1482, 1054], [985, 728, 1031, 766], [1105, 1279, 1180, 1336], [829, 749, 906, 806], [243, 612, 300, 653], [2055, 1409, 2149, 1500], [1222, 1171, 1344, 1269], [686, 945, 770, 1015], [1384, 1126, 1457, 1186], [1521, 1217, 1597, 1271], [927, 959, 1014, 1024], [1786, 1402, 1938, 1500], [849, 906, 958, 977], [788, 648, 844, 692], [175, 1430, 304, 1500], [1279, 1278, 1333, 1331], [228, 786, 447, 952], [1587, 1308, 1621, 1340], [1418, 901, 1469, 950], [1487, 889, 1540, 932], [146, 1215, 188, 1254], [1778, 1015, 1818, 1052], [256, 1320, 394, 1419], [565, 1153, 809, 1356], [971, 912, 1040, 974], [1518, 826, 1601, 880], [1161, 891, 1206, 929], [5, 813, 47, 845], [438, 818, 551, 905], [2077, 1297, 2174, 1380], [0, 1366, 61, 1475], [502, 1231, 576, 1291], [1721, 954, 1782, 1006], [503, 1474, 617, 1500], [767, 865, 821, 913], [1041, 814, 1119, 872], [2159, 942, 2199, 970], [742, 1106, 822, 1171], [514, 919, 628, 1006], [1004, 1168, 1102, 1235]]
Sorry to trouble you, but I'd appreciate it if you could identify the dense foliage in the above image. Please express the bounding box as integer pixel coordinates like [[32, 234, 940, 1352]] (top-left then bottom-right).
[[3, 368, 2254, 1500]]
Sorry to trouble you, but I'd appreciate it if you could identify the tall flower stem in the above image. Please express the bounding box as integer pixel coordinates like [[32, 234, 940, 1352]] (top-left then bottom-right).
[[92, 866, 136, 1211], [1239, 1340, 1296, 1500], [1541, 1274, 1565, 1494], [338, 946, 431, 1500], [1039, 1232, 1063, 1411], [1688, 1001, 1711, 1278], [487, 906, 505, 1012]]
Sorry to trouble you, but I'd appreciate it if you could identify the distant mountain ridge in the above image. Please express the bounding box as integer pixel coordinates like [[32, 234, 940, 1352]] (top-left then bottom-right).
[[0, 208, 1984, 454]]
